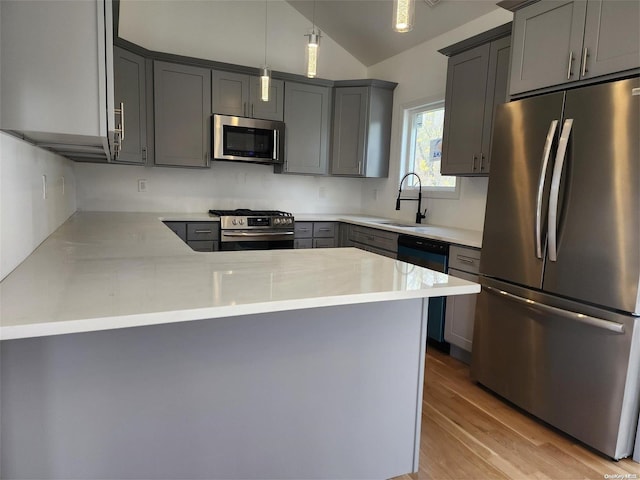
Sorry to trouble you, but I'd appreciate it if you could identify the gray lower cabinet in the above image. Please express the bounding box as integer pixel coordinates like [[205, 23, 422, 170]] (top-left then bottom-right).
[[348, 225, 398, 259], [440, 25, 511, 176], [330, 82, 395, 178], [154, 61, 211, 168], [278, 82, 331, 175], [444, 245, 481, 360], [509, 0, 639, 95], [0, 0, 114, 162], [212, 70, 284, 121], [113, 47, 147, 164], [164, 221, 219, 251], [294, 222, 337, 248]]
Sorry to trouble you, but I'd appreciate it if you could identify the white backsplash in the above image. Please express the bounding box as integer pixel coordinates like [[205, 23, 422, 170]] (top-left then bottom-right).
[[0, 132, 77, 280], [75, 161, 365, 214]]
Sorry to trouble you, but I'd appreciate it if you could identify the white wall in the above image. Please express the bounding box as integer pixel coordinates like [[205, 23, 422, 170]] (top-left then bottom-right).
[[364, 9, 512, 232], [75, 161, 364, 214], [0, 133, 76, 280], [119, 0, 367, 80]]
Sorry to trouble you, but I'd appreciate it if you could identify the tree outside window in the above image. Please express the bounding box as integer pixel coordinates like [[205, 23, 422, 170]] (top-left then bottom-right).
[[402, 101, 458, 198]]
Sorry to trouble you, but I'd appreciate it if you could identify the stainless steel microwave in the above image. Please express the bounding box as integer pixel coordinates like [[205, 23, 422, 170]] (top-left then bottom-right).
[[212, 114, 285, 165]]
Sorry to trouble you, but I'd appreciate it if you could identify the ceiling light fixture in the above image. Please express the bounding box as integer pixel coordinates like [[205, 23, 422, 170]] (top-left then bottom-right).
[[305, 0, 321, 78], [260, 0, 271, 102], [393, 0, 415, 32]]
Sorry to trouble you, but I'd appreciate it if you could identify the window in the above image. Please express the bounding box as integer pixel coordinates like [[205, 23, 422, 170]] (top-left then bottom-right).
[[401, 101, 459, 198]]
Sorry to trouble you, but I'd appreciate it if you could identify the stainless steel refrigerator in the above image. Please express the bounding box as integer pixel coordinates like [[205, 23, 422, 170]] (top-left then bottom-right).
[[471, 77, 640, 460]]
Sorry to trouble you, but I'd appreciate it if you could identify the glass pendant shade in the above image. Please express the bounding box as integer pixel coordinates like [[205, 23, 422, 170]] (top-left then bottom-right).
[[260, 67, 271, 102], [393, 0, 415, 32], [306, 31, 320, 78]]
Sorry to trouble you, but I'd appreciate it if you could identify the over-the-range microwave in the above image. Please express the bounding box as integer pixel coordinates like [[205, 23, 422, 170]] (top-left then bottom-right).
[[212, 114, 285, 165]]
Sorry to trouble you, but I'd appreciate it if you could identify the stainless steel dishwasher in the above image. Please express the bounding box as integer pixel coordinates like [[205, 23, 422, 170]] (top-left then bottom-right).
[[396, 235, 449, 351]]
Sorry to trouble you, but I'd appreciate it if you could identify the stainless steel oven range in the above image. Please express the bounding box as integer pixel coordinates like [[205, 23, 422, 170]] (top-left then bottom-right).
[[208, 209, 294, 251]]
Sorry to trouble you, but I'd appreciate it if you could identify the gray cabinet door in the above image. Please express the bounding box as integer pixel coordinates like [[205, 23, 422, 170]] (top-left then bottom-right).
[[282, 82, 330, 175], [249, 77, 284, 121], [510, 1, 587, 95], [480, 36, 511, 174], [444, 269, 479, 352], [113, 47, 147, 164], [581, 0, 640, 79], [330, 87, 368, 176], [212, 71, 250, 117], [0, 0, 113, 161], [441, 44, 490, 175], [154, 61, 211, 168]]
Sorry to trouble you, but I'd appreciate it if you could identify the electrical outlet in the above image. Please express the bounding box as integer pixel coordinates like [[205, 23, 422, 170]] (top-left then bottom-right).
[[138, 179, 148, 193], [42, 175, 47, 200]]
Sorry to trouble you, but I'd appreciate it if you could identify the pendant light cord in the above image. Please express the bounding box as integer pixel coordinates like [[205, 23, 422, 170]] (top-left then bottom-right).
[[264, 0, 268, 66]]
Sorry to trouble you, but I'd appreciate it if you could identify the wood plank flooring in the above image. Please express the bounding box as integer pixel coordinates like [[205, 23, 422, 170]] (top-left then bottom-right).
[[394, 349, 640, 480]]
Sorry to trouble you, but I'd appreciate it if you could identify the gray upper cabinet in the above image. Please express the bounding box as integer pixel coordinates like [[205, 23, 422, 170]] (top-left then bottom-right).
[[113, 47, 147, 164], [212, 70, 284, 121], [509, 0, 639, 95], [0, 0, 115, 162], [330, 83, 395, 178], [249, 77, 284, 121], [581, 0, 640, 80], [278, 82, 331, 175], [154, 61, 211, 168], [212, 71, 249, 117], [440, 24, 511, 176]]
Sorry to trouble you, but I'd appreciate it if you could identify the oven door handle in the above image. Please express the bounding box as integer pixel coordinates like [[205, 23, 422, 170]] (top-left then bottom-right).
[[222, 231, 294, 237]]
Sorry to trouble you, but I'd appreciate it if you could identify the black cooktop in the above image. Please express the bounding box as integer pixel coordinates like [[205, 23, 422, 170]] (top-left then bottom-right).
[[208, 209, 293, 217]]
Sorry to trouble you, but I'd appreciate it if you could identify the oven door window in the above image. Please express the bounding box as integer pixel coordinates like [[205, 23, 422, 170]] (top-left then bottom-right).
[[223, 126, 273, 159]]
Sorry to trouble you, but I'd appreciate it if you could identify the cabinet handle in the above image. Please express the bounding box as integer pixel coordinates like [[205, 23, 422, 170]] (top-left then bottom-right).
[[251, 103, 255, 118], [457, 255, 475, 264], [243, 102, 247, 117], [480, 153, 486, 171], [472, 154, 478, 171], [567, 51, 574, 80], [194, 229, 212, 234], [581, 47, 589, 77]]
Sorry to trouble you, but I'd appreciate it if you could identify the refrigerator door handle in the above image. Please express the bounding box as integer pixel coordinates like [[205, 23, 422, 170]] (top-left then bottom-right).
[[548, 118, 573, 262], [484, 285, 625, 333], [535, 120, 559, 259]]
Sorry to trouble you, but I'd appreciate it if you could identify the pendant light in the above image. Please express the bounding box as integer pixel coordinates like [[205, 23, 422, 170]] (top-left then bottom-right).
[[260, 0, 271, 102], [393, 0, 415, 32], [305, 0, 321, 78]]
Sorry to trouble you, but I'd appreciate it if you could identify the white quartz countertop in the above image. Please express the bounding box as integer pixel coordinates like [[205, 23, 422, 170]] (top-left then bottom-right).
[[296, 214, 483, 248], [0, 212, 480, 340]]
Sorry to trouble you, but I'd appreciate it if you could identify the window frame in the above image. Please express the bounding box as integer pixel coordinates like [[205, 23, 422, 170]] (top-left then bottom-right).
[[400, 98, 460, 200]]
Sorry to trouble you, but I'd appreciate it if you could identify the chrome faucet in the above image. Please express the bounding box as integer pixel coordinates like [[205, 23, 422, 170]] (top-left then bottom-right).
[[396, 172, 427, 224]]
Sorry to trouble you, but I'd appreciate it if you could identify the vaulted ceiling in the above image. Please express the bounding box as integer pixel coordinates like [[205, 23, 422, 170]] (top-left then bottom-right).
[[285, 0, 502, 66]]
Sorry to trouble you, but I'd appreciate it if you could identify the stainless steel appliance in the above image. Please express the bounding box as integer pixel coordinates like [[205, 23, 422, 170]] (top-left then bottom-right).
[[208, 209, 294, 250], [397, 235, 449, 350], [472, 77, 640, 460], [212, 114, 284, 165]]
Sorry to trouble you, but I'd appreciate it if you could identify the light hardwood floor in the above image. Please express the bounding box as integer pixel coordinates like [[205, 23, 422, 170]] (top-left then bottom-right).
[[394, 349, 640, 480]]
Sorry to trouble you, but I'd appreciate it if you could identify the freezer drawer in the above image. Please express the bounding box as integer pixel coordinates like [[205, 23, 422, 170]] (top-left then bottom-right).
[[471, 277, 640, 460]]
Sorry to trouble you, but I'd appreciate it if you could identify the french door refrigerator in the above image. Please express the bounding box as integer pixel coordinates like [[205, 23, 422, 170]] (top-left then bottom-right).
[[471, 77, 640, 460]]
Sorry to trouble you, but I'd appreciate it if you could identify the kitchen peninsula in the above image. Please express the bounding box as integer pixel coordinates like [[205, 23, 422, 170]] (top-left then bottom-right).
[[0, 212, 479, 479]]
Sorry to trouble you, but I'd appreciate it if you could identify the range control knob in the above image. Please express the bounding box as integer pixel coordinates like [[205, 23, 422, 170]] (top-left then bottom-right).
[[239, 219, 245, 225], [232, 219, 237, 225], [274, 218, 281, 225]]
